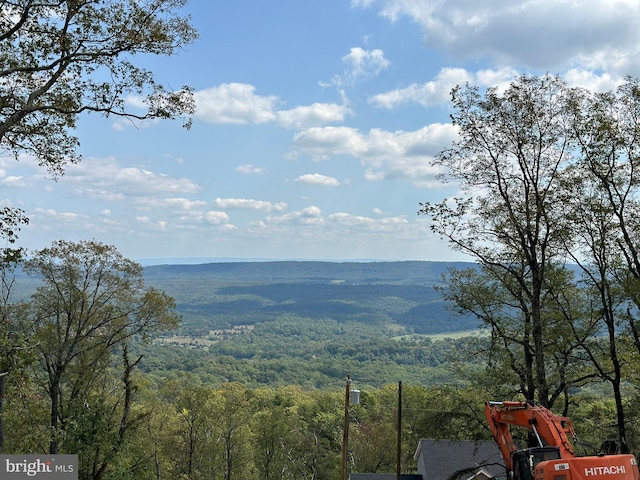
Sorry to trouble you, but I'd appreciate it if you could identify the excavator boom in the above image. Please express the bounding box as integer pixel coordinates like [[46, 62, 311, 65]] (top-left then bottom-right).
[[485, 401, 639, 480]]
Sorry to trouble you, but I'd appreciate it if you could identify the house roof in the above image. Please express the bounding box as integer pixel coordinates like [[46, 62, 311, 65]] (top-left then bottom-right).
[[350, 475, 424, 480], [414, 439, 506, 480]]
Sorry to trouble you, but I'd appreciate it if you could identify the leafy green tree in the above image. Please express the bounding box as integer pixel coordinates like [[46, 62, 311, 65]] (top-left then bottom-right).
[[552, 77, 640, 452], [348, 386, 398, 474], [555, 164, 634, 450], [419, 75, 585, 408], [154, 381, 220, 480], [211, 383, 253, 480], [251, 388, 300, 480], [22, 239, 180, 463], [0, 245, 31, 451], [293, 390, 343, 480], [0, 0, 196, 175], [0, 0, 196, 254]]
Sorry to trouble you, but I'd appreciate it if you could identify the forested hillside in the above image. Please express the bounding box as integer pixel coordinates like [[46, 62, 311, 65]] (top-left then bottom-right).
[[4, 244, 637, 480], [143, 260, 478, 335], [133, 261, 482, 388]]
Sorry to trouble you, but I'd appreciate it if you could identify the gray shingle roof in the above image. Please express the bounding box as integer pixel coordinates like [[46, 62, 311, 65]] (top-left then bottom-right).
[[350, 475, 423, 480], [414, 439, 506, 480]]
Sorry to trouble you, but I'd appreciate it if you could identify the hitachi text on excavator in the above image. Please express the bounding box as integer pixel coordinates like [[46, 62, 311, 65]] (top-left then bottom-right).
[[485, 401, 639, 480]]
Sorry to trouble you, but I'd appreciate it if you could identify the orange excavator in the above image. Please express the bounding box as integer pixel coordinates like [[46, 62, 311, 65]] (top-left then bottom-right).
[[485, 401, 639, 480]]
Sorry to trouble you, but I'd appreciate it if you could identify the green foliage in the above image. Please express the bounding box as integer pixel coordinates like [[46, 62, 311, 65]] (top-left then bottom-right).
[[144, 261, 477, 334], [0, 0, 196, 176], [18, 240, 181, 464], [7, 250, 640, 478]]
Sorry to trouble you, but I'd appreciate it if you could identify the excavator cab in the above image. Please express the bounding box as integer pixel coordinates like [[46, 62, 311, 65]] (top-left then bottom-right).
[[512, 446, 562, 480]]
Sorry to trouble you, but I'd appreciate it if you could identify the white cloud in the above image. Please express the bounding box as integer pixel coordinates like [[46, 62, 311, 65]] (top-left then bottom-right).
[[343, 47, 390, 82], [369, 67, 517, 109], [194, 84, 351, 129], [267, 206, 324, 225], [213, 197, 287, 212], [116, 168, 199, 194], [0, 175, 27, 188], [291, 126, 370, 160], [327, 47, 391, 87], [164, 198, 208, 210], [236, 164, 266, 175], [291, 123, 457, 184], [295, 174, 341, 186], [563, 69, 624, 92], [194, 83, 279, 124], [354, 0, 640, 75], [327, 212, 408, 231], [62, 158, 201, 198], [253, 206, 422, 246], [204, 211, 230, 225], [33, 208, 85, 221], [277, 103, 351, 129]]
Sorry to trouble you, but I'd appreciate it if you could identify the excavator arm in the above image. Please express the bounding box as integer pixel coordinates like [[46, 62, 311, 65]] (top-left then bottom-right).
[[485, 401, 577, 472], [485, 401, 639, 480]]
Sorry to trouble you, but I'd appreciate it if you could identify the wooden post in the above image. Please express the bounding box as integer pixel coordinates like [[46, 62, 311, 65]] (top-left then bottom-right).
[[342, 375, 351, 480], [397, 380, 402, 480]]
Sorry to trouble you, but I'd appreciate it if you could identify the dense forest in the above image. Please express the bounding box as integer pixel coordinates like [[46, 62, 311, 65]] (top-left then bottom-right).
[[3, 248, 638, 480], [136, 260, 481, 389]]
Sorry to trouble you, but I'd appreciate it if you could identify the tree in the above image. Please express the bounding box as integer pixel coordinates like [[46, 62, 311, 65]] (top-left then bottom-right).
[[0, 208, 30, 451], [419, 75, 584, 408], [22, 239, 181, 460], [212, 383, 253, 480], [561, 78, 640, 451], [251, 388, 299, 480], [0, 245, 31, 451], [0, 0, 196, 175], [0, 0, 196, 248]]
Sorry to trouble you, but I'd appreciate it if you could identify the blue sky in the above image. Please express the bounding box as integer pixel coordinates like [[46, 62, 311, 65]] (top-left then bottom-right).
[[7, 0, 640, 263]]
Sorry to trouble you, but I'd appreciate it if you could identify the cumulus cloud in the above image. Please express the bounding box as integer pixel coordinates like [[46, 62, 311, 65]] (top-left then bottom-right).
[[291, 123, 457, 184], [342, 47, 390, 83], [370, 65, 626, 111], [353, 0, 640, 76], [194, 83, 279, 124], [562, 69, 624, 92], [63, 158, 201, 198], [116, 168, 200, 195], [267, 206, 324, 225], [236, 164, 266, 175], [33, 208, 85, 221], [291, 126, 370, 160], [295, 174, 341, 186], [325, 47, 391, 88], [204, 210, 230, 225], [369, 67, 517, 109], [327, 212, 408, 231], [213, 197, 287, 212], [164, 198, 208, 210], [0, 175, 27, 188], [277, 103, 351, 129], [257, 206, 416, 240], [194, 84, 349, 129]]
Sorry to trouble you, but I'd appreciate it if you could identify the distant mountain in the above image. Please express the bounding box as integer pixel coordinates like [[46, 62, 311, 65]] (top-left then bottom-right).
[[143, 260, 475, 283], [142, 260, 479, 335]]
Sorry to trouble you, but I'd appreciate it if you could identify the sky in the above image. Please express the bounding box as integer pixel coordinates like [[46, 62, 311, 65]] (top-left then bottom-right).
[[6, 0, 640, 264]]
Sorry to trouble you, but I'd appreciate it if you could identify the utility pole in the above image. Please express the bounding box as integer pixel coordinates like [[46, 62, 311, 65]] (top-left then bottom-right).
[[397, 380, 402, 480], [342, 375, 351, 480]]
